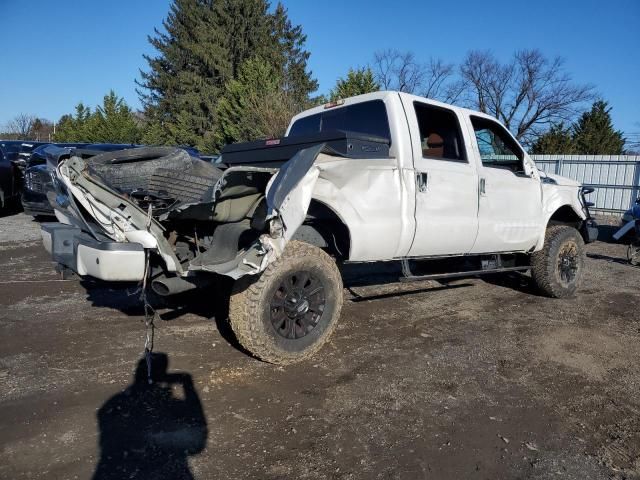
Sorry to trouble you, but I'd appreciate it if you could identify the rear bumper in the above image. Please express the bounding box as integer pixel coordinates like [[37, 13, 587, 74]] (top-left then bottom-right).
[[41, 223, 146, 281]]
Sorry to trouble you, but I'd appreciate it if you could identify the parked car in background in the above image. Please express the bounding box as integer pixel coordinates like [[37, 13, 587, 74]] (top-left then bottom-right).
[[0, 145, 17, 209], [15, 141, 49, 164], [1, 140, 50, 211], [22, 143, 138, 217], [0, 140, 48, 163], [2, 140, 49, 173], [1, 141, 45, 209]]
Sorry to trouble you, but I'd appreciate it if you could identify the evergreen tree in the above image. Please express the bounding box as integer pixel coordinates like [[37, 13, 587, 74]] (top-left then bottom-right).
[[572, 100, 625, 154], [138, 0, 317, 152], [329, 67, 380, 101], [215, 57, 298, 146], [137, 0, 226, 151], [91, 91, 141, 143], [54, 92, 140, 143], [531, 100, 625, 155], [530, 123, 575, 154], [268, 3, 318, 104], [54, 103, 93, 142]]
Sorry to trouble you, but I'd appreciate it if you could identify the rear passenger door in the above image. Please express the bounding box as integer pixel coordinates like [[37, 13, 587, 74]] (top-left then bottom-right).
[[403, 100, 479, 257]]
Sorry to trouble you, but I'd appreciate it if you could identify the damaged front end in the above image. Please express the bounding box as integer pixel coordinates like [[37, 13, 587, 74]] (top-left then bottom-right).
[[43, 144, 324, 294]]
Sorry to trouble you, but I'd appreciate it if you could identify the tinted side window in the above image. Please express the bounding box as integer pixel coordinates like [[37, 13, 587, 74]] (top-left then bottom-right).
[[470, 116, 523, 172], [414, 102, 465, 162], [288, 100, 391, 140]]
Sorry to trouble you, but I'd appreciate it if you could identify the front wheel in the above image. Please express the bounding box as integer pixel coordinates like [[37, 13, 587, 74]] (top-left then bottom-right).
[[531, 225, 585, 298], [229, 241, 343, 364]]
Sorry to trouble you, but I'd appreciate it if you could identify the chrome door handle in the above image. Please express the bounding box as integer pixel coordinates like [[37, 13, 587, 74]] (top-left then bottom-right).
[[479, 178, 486, 196], [416, 172, 428, 193]]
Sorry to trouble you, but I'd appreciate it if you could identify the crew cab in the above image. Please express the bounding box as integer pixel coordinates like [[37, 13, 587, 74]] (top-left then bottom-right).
[[40, 91, 597, 364]]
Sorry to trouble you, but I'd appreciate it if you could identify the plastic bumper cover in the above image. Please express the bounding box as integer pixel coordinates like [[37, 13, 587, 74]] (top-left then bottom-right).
[[41, 223, 146, 281]]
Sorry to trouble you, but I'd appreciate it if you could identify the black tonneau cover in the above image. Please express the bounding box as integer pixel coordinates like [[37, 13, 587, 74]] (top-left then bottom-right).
[[220, 130, 390, 167]]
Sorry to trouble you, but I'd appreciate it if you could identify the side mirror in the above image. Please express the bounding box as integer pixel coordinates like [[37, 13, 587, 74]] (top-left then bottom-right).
[[522, 157, 537, 178]]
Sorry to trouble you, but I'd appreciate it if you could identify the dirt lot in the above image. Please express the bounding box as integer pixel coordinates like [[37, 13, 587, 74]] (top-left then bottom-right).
[[0, 212, 639, 480]]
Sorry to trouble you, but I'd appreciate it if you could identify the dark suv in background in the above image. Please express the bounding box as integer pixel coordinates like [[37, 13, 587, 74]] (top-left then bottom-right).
[[0, 141, 47, 210]]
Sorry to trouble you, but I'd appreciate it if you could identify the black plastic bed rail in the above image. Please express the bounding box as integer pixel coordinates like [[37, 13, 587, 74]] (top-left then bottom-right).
[[219, 130, 390, 167]]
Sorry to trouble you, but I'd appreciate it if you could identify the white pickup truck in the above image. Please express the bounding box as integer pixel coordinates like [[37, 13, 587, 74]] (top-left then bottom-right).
[[41, 91, 598, 364]]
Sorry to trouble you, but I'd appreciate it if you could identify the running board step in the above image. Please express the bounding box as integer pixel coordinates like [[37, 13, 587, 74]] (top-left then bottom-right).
[[399, 265, 530, 283]]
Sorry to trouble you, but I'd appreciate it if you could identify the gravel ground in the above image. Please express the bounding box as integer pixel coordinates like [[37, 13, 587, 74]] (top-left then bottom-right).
[[0, 212, 639, 479]]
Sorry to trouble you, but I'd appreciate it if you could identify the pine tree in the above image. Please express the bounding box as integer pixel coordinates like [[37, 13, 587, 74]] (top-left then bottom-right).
[[138, 0, 317, 152], [54, 103, 93, 142], [268, 3, 318, 104], [530, 123, 575, 154], [53, 92, 140, 143], [530, 100, 626, 155], [137, 0, 227, 151], [329, 67, 380, 101], [91, 91, 140, 143], [215, 57, 298, 145], [572, 100, 625, 154]]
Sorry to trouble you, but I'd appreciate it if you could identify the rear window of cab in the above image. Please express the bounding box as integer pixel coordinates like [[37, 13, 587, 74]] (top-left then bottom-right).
[[288, 100, 391, 141]]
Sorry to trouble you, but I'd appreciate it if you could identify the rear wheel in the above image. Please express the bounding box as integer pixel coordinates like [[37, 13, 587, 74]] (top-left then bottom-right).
[[531, 225, 585, 298], [229, 241, 343, 364]]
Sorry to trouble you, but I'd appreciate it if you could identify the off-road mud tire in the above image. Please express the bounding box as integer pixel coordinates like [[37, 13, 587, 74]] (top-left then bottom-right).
[[229, 241, 343, 364], [531, 225, 585, 298]]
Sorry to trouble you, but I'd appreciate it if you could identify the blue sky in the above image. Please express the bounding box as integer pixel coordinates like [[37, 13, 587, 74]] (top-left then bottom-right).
[[1, 0, 638, 134]]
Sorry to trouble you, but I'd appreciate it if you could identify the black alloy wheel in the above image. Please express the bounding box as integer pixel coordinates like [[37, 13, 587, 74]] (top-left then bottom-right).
[[270, 271, 326, 339]]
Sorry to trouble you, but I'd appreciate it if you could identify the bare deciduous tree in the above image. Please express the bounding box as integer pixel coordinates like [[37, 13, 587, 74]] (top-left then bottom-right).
[[372, 50, 462, 103], [460, 49, 595, 144], [373, 49, 426, 94], [30, 118, 55, 141], [371, 49, 595, 145], [423, 58, 465, 104], [4, 113, 37, 140]]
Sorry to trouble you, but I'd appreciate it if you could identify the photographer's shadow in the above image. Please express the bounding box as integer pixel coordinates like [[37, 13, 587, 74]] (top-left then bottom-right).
[[93, 353, 208, 480]]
